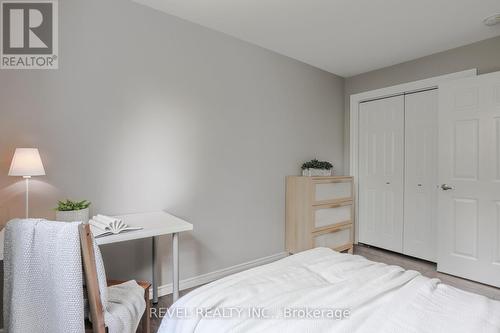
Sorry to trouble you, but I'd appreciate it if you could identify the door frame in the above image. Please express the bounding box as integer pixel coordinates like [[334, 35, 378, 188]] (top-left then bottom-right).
[[349, 69, 477, 244]]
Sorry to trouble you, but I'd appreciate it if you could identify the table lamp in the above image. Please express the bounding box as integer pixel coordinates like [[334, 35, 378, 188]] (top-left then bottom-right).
[[8, 148, 46, 218]]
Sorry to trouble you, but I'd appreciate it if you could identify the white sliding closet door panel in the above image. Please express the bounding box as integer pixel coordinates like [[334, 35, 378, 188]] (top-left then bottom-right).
[[404, 90, 438, 261], [437, 72, 500, 287], [358, 95, 404, 252]]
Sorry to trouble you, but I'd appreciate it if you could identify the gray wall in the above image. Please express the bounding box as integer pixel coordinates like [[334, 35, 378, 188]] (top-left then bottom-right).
[[346, 36, 500, 94], [0, 0, 345, 285], [344, 36, 500, 171]]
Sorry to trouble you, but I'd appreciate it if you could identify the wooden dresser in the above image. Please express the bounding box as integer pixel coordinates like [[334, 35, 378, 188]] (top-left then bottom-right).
[[286, 176, 354, 254]]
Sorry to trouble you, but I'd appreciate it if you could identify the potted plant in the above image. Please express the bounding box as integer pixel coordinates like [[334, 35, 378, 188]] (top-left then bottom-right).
[[301, 159, 334, 176], [55, 199, 91, 223]]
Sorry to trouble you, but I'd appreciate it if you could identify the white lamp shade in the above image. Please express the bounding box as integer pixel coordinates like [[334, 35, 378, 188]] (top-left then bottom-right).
[[8, 148, 46, 177]]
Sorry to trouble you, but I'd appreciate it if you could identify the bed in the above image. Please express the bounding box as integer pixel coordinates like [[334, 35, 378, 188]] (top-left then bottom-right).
[[158, 247, 500, 332]]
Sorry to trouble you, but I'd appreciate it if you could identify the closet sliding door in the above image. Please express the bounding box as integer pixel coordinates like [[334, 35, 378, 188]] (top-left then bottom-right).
[[358, 95, 404, 253], [403, 90, 438, 262]]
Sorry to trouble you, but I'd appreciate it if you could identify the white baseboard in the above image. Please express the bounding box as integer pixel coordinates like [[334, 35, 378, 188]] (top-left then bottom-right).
[[152, 251, 289, 298]]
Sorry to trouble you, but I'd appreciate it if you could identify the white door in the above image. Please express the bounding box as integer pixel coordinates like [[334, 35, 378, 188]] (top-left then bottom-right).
[[358, 95, 404, 252], [437, 72, 500, 287], [404, 90, 438, 261]]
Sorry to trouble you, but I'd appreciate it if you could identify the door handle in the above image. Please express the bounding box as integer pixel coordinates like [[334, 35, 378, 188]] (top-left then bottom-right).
[[440, 184, 455, 191]]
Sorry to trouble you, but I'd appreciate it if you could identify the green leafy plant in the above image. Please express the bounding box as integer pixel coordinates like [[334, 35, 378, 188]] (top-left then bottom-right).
[[55, 199, 91, 211], [301, 159, 333, 170]]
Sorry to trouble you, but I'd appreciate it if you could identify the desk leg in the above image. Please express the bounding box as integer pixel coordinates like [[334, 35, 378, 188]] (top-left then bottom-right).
[[152, 236, 159, 304], [172, 232, 179, 302]]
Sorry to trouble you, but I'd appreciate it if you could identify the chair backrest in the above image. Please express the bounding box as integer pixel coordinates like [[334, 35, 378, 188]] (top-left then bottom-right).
[[79, 223, 106, 333]]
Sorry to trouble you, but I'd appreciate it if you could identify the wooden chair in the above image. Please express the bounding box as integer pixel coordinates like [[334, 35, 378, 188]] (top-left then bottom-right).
[[79, 223, 151, 333]]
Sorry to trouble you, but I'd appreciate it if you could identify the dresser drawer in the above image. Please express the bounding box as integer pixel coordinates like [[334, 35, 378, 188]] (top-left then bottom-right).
[[313, 180, 352, 204], [313, 203, 352, 230], [313, 227, 352, 250]]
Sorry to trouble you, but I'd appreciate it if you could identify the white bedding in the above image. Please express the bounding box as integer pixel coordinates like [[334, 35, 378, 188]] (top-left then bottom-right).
[[158, 247, 500, 333]]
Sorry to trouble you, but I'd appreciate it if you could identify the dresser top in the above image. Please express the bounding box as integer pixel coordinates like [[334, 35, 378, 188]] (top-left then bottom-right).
[[288, 175, 353, 180]]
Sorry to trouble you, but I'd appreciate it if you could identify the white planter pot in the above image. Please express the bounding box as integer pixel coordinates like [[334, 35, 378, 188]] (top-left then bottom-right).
[[56, 207, 90, 223], [302, 168, 333, 176]]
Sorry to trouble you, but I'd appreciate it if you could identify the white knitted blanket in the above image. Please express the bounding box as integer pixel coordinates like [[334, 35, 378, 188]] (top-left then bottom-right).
[[4, 219, 145, 333], [4, 219, 85, 333]]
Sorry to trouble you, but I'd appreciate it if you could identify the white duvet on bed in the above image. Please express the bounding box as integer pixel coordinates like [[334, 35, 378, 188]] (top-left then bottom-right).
[[158, 247, 500, 333]]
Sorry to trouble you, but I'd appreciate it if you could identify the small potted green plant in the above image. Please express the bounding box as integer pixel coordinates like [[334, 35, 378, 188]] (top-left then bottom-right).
[[301, 159, 334, 176], [55, 199, 91, 223]]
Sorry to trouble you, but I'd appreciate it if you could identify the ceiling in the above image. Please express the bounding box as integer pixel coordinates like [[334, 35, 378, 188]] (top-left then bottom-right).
[[134, 0, 500, 77]]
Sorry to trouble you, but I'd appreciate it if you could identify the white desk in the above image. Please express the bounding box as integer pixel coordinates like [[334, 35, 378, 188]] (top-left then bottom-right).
[[95, 211, 193, 303]]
